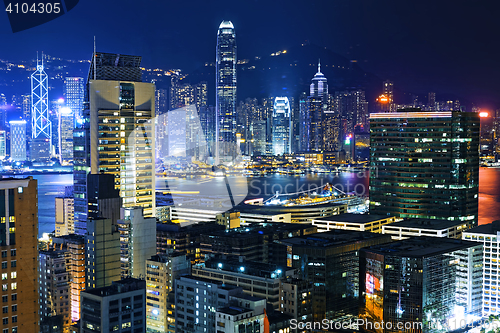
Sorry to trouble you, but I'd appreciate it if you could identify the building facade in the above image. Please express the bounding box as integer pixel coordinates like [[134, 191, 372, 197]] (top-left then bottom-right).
[[0, 177, 39, 332], [55, 196, 74, 236], [118, 207, 156, 279], [369, 110, 480, 226], [58, 107, 74, 165], [277, 230, 392, 322], [80, 278, 146, 333], [272, 97, 291, 155], [31, 56, 52, 162], [216, 21, 237, 161], [64, 77, 84, 125], [39, 250, 71, 331], [85, 218, 120, 289], [73, 52, 151, 236], [9, 121, 26, 162], [51, 234, 86, 322], [463, 220, 500, 316], [174, 276, 243, 333], [145, 254, 191, 333], [359, 237, 483, 332]]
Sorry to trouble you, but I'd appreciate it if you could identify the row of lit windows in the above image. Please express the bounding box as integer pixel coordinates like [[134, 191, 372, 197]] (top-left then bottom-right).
[[1, 272, 16, 280]]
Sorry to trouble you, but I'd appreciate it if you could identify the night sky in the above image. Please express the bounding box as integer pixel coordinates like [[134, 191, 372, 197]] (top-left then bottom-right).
[[1, 0, 499, 107]]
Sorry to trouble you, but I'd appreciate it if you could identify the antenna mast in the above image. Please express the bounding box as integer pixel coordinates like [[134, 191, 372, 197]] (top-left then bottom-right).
[[93, 36, 96, 80]]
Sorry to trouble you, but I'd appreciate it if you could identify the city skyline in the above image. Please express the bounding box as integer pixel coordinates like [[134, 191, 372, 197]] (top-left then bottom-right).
[[1, 3, 500, 332], [1, 1, 500, 107]]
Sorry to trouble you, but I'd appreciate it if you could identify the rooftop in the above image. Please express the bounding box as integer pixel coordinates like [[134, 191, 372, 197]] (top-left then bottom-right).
[[178, 275, 241, 291], [83, 278, 145, 297], [314, 213, 393, 224], [217, 306, 253, 316], [206, 222, 315, 238], [278, 229, 392, 248], [386, 218, 466, 230], [362, 236, 480, 257], [465, 220, 500, 235], [201, 255, 286, 279]]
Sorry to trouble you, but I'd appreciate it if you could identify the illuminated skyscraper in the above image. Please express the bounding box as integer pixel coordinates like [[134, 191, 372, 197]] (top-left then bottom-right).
[[30, 55, 52, 162], [0, 94, 7, 130], [74, 52, 154, 233], [0, 130, 6, 159], [299, 62, 328, 152], [216, 20, 237, 162], [169, 78, 193, 110], [9, 120, 26, 162], [73, 52, 155, 235], [310, 60, 328, 98], [58, 107, 74, 165], [155, 88, 168, 116], [383, 79, 393, 104], [64, 77, 84, 125], [272, 97, 291, 155], [193, 81, 207, 111], [369, 109, 480, 226], [428, 92, 436, 111]]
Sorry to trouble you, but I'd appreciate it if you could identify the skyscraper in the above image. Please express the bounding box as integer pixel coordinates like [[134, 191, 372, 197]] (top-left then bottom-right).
[[51, 234, 86, 322], [30, 55, 52, 162], [39, 250, 71, 331], [359, 237, 482, 331], [58, 107, 73, 165], [9, 120, 26, 162], [299, 62, 328, 152], [64, 77, 84, 125], [0, 94, 7, 130], [55, 194, 74, 236], [118, 207, 156, 279], [74, 52, 155, 234], [85, 218, 121, 289], [145, 254, 191, 333], [428, 92, 436, 110], [272, 97, 291, 155], [369, 109, 480, 226], [0, 130, 6, 159], [0, 177, 39, 333], [90, 66, 156, 217], [193, 81, 208, 111], [216, 20, 237, 162]]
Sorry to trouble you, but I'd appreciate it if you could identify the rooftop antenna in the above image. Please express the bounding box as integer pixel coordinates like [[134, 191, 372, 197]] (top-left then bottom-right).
[[36, 51, 39, 66], [93, 36, 96, 80], [318, 59, 321, 73]]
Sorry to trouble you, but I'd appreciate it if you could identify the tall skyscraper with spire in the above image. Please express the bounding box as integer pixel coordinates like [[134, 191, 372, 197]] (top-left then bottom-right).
[[30, 53, 52, 162], [299, 61, 328, 152], [216, 20, 237, 163]]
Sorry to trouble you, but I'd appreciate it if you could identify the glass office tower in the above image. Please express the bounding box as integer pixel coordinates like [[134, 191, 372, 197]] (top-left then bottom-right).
[[369, 109, 480, 227], [216, 20, 237, 162], [74, 52, 154, 235], [272, 97, 291, 155]]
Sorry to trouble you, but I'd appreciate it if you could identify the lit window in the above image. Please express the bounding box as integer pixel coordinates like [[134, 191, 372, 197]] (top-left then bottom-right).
[[1, 274, 6, 281], [10, 272, 16, 279], [10, 283, 16, 290]]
